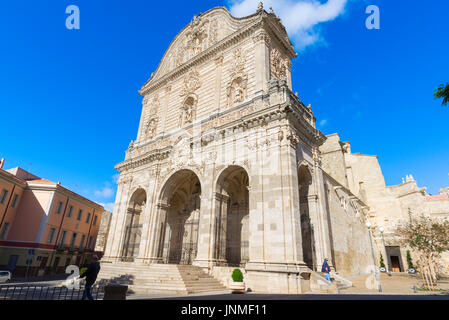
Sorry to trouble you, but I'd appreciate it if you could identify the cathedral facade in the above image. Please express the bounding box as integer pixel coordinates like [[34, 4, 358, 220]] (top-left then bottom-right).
[[102, 5, 373, 293]]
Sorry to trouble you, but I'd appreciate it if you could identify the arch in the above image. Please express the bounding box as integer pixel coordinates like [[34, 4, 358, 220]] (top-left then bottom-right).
[[214, 165, 250, 266], [298, 164, 315, 269], [214, 163, 252, 191], [121, 188, 147, 262], [156, 169, 202, 265]]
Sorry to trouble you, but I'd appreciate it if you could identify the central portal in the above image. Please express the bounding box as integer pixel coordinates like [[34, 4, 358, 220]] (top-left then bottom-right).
[[159, 170, 201, 265]]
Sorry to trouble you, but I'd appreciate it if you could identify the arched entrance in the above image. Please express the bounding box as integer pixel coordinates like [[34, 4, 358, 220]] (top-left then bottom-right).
[[158, 170, 201, 265], [121, 188, 146, 262], [298, 164, 315, 269], [214, 166, 249, 267]]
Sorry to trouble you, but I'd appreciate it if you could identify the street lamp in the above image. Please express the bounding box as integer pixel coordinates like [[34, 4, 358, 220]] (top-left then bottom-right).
[[366, 221, 382, 292], [379, 227, 391, 277]]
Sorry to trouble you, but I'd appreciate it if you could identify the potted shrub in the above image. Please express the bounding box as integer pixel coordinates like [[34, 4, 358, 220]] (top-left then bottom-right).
[[406, 250, 416, 274], [379, 254, 386, 273], [229, 268, 246, 294]]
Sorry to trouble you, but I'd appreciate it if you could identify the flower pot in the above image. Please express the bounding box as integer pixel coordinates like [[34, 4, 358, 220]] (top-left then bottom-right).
[[379, 267, 386, 273], [229, 281, 246, 294], [408, 268, 416, 274]]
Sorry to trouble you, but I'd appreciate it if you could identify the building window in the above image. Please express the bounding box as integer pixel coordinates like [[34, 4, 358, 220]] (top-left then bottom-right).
[[70, 232, 77, 248], [86, 212, 91, 224], [77, 209, 83, 221], [80, 234, 86, 249], [60, 230, 67, 247], [11, 194, 19, 208], [93, 215, 98, 226], [0, 189, 9, 204], [56, 201, 63, 214], [48, 227, 56, 243], [67, 205, 73, 218], [88, 236, 94, 249], [0, 222, 11, 240]]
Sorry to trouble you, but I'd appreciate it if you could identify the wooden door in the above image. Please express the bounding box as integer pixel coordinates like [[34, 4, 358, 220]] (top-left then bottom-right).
[[391, 256, 401, 272]]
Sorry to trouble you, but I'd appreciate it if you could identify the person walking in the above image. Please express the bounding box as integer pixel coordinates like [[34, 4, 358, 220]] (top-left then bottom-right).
[[80, 255, 101, 300], [321, 258, 331, 282]]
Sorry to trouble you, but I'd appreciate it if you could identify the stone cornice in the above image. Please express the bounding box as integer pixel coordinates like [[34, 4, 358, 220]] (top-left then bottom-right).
[[115, 146, 171, 173]]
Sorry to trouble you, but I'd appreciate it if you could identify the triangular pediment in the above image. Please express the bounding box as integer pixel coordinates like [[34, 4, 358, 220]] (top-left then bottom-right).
[[141, 7, 259, 90]]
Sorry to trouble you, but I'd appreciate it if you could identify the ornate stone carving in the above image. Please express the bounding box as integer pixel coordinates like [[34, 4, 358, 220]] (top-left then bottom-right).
[[214, 54, 224, 66], [227, 48, 248, 108], [270, 48, 288, 81], [312, 147, 322, 166], [145, 117, 158, 139], [179, 95, 197, 126], [128, 140, 134, 151], [186, 15, 209, 56], [208, 19, 219, 46], [180, 69, 202, 97], [252, 30, 270, 46], [286, 129, 300, 149]]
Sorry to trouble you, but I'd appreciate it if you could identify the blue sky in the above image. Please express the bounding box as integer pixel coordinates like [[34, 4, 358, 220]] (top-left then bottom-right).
[[0, 0, 448, 210]]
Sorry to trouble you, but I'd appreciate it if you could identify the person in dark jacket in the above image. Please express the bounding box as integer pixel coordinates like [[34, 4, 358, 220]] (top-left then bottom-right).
[[321, 258, 331, 282], [80, 255, 101, 300]]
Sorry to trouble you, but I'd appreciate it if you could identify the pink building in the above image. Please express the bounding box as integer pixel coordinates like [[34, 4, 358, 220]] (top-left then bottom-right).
[[0, 160, 105, 277]]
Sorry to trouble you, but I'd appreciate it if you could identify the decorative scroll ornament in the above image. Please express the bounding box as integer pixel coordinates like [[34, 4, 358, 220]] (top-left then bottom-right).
[[270, 48, 288, 81]]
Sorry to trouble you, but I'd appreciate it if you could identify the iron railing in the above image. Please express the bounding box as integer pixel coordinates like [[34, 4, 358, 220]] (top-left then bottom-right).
[[0, 284, 103, 300]]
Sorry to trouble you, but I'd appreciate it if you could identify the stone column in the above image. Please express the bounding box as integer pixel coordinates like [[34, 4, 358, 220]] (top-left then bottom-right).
[[136, 173, 159, 264], [312, 163, 334, 269], [160, 83, 172, 134], [214, 55, 224, 114], [192, 166, 214, 268], [252, 29, 271, 96], [103, 176, 132, 262], [213, 193, 229, 264], [147, 201, 169, 263]]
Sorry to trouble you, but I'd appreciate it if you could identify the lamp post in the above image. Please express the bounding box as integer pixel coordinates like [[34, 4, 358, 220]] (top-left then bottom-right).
[[379, 227, 391, 277], [366, 222, 382, 292]]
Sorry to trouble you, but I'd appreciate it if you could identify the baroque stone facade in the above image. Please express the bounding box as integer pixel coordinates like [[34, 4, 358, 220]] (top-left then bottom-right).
[[103, 6, 374, 293]]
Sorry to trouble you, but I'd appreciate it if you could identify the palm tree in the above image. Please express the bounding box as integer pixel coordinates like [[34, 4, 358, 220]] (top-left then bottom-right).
[[434, 83, 449, 106]]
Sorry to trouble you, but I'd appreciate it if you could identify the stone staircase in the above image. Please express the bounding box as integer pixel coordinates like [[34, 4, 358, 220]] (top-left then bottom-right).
[[96, 262, 227, 295], [309, 271, 353, 293]]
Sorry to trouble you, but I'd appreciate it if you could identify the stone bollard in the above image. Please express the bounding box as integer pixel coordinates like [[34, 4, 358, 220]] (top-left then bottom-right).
[[103, 284, 128, 300]]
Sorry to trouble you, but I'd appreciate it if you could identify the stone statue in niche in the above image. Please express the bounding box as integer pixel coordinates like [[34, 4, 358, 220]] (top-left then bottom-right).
[[234, 87, 243, 103], [227, 77, 247, 107], [180, 96, 195, 126], [146, 118, 158, 139]]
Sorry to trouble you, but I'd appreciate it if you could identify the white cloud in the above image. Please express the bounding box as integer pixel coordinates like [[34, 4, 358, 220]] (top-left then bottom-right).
[[319, 119, 328, 126], [94, 186, 115, 199], [228, 0, 348, 50], [100, 202, 115, 212]]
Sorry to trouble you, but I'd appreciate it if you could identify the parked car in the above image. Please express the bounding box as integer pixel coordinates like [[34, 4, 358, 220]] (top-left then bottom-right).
[[0, 271, 12, 283]]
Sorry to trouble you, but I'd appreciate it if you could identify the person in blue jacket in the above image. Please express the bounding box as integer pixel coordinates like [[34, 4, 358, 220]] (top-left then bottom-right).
[[321, 258, 331, 282]]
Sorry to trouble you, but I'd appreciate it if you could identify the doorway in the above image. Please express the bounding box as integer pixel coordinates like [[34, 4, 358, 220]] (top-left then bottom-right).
[[390, 256, 401, 272]]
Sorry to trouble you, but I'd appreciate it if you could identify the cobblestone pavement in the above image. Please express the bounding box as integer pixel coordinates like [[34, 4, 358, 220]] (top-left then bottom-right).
[[339, 272, 449, 295]]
